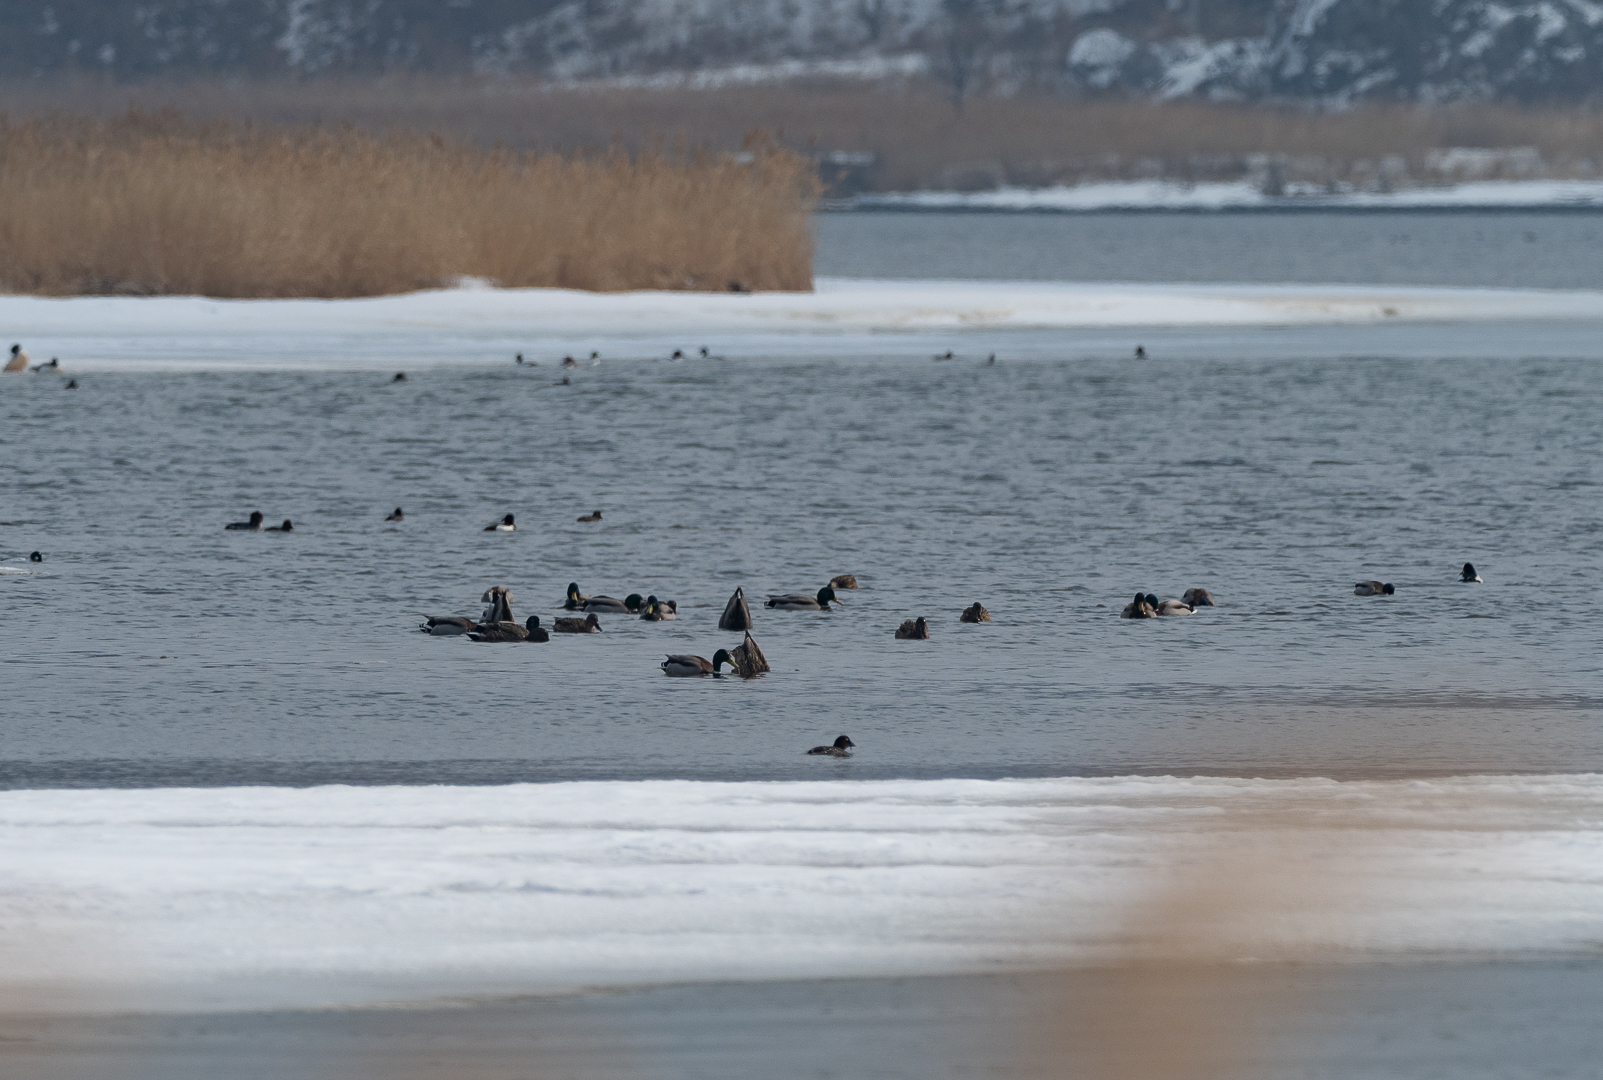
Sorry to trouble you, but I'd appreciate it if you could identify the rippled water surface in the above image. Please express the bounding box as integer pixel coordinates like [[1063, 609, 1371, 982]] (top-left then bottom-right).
[[4, 326, 1600, 786]]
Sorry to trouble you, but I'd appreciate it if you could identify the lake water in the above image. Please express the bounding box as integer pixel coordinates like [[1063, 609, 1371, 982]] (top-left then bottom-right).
[[2, 212, 1603, 1062]]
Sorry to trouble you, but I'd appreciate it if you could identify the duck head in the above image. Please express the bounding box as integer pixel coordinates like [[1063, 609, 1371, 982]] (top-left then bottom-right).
[[816, 585, 841, 607], [712, 648, 735, 673], [833, 735, 855, 750], [28, 551, 41, 562], [525, 615, 542, 631], [1145, 593, 1160, 610], [1382, 583, 1395, 595], [585, 613, 602, 631], [249, 511, 264, 527], [1461, 563, 1478, 582], [625, 593, 644, 613], [501, 514, 515, 527], [565, 582, 583, 609]]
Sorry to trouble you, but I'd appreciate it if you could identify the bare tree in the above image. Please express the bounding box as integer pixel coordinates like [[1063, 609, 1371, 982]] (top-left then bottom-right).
[[857, 0, 888, 44], [936, 0, 990, 111]]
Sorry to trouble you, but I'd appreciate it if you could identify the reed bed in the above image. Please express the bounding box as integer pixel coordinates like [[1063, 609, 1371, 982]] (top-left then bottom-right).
[[0, 114, 817, 298]]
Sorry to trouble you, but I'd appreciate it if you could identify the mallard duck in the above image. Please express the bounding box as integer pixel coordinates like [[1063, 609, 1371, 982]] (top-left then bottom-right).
[[829, 574, 858, 590], [484, 514, 515, 532], [766, 586, 841, 610], [640, 596, 678, 621], [481, 587, 514, 623], [225, 511, 264, 531], [661, 650, 735, 676], [582, 594, 632, 613], [471, 616, 549, 642], [1156, 598, 1192, 615], [4, 344, 28, 373], [1182, 588, 1214, 607], [266, 519, 293, 532], [564, 582, 589, 610], [1354, 581, 1395, 596], [577, 510, 602, 522], [895, 617, 930, 639], [807, 736, 855, 757], [1120, 593, 1157, 619], [553, 613, 602, 633], [420, 615, 478, 636], [719, 587, 753, 631], [729, 631, 769, 676], [960, 602, 990, 623], [385, 508, 404, 521], [1460, 563, 1482, 583]]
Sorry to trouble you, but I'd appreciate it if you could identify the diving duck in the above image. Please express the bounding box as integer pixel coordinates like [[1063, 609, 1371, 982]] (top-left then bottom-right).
[[661, 650, 735, 676], [225, 511, 265, 531], [807, 736, 855, 757], [553, 613, 602, 633], [484, 514, 516, 532], [960, 602, 991, 623], [1354, 581, 1395, 596], [766, 586, 841, 611], [1460, 563, 1482, 583], [895, 617, 930, 639], [719, 587, 753, 631]]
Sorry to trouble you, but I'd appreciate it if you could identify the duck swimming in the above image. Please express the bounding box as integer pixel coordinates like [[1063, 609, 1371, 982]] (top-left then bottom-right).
[[640, 596, 677, 621], [266, 519, 293, 532], [225, 511, 265, 531], [577, 510, 602, 522], [553, 613, 602, 633], [1182, 588, 1214, 607], [766, 586, 841, 611], [1155, 597, 1192, 615], [719, 587, 753, 631], [471, 616, 549, 643], [960, 602, 991, 623], [4, 344, 28, 373], [661, 650, 735, 676], [1354, 581, 1395, 596], [564, 582, 589, 610], [581, 593, 633, 614], [895, 617, 930, 639], [485, 514, 516, 532], [1460, 563, 1482, 583], [807, 736, 855, 757], [28, 551, 42, 562], [1120, 593, 1157, 619], [421, 586, 511, 635], [385, 508, 404, 522]]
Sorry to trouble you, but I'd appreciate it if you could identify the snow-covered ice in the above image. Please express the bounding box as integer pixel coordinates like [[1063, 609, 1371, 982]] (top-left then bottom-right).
[[3, 775, 1602, 1013], [2, 279, 1601, 370]]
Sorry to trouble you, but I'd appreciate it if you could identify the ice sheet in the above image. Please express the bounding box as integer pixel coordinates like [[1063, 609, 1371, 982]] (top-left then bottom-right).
[[1, 279, 1601, 371], [2, 775, 1602, 1013]]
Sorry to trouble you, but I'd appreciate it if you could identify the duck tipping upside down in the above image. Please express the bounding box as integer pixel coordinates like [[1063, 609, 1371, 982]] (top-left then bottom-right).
[[719, 587, 753, 631], [766, 586, 841, 611], [895, 617, 930, 639]]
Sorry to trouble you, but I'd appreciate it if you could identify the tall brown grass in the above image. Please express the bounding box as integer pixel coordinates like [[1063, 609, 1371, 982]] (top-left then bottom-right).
[[0, 112, 818, 298], [8, 76, 1603, 192]]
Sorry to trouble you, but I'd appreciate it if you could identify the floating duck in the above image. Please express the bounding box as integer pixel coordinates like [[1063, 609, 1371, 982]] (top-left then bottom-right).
[[1155, 597, 1192, 615], [807, 736, 855, 757], [471, 616, 549, 642], [1354, 581, 1395, 596], [581, 593, 633, 613], [1460, 563, 1482, 583], [385, 508, 405, 521], [392, 372, 407, 382], [1120, 593, 1157, 619], [895, 617, 930, 639], [4, 344, 28, 373], [420, 615, 478, 636], [426, 587, 511, 634], [576, 510, 602, 522], [640, 596, 678, 621], [28, 551, 42, 563], [766, 586, 841, 611], [29, 357, 59, 373], [960, 602, 991, 623], [266, 519, 293, 532], [829, 574, 858, 590], [720, 587, 753, 631], [484, 514, 515, 532], [661, 650, 735, 676], [552, 613, 602, 633], [1182, 588, 1215, 607], [225, 511, 265, 532], [564, 582, 589, 610]]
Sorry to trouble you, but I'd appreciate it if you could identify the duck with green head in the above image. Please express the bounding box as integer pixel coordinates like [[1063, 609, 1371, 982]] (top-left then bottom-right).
[[661, 650, 734, 676], [766, 586, 841, 611]]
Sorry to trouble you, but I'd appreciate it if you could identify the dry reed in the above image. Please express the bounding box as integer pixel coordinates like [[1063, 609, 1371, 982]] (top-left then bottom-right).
[[0, 113, 818, 298]]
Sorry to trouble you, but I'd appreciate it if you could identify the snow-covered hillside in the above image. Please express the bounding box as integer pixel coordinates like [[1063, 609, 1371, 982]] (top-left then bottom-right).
[[8, 0, 1603, 104]]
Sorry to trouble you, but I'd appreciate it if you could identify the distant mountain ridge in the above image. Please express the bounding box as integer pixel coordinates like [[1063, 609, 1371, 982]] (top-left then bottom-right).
[[7, 0, 1603, 103]]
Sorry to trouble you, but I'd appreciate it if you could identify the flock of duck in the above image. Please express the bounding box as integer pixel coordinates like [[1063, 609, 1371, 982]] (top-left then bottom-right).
[[222, 502, 1491, 758]]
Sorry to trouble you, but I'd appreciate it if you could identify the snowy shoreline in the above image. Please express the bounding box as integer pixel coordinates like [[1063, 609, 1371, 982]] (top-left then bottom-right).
[[842, 179, 1603, 213], [1, 279, 1601, 370]]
